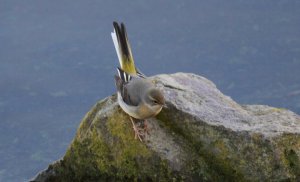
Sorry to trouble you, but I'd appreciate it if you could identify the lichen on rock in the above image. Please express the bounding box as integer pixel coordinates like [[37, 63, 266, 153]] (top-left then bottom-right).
[[32, 73, 300, 182]]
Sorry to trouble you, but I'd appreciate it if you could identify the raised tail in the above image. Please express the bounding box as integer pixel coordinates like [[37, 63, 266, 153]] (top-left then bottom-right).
[[111, 22, 136, 75]]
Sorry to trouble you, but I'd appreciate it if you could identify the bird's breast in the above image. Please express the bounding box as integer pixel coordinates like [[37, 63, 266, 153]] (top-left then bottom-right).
[[117, 93, 162, 120], [137, 103, 162, 119]]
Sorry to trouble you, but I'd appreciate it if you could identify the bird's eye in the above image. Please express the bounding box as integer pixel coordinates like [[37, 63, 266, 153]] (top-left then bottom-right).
[[152, 100, 158, 104]]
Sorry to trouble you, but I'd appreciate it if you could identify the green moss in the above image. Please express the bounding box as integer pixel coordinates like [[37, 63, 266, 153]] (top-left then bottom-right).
[[157, 108, 246, 181], [106, 108, 151, 179], [106, 108, 150, 157], [274, 134, 300, 179], [284, 149, 300, 178], [103, 108, 183, 181], [77, 101, 106, 138], [40, 97, 300, 181], [49, 142, 98, 181], [47, 102, 180, 181]]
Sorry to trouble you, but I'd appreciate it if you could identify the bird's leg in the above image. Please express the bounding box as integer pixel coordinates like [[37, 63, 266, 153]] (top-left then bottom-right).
[[129, 117, 143, 141]]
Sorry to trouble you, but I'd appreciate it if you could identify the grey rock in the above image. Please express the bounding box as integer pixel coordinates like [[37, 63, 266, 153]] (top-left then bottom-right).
[[32, 73, 300, 182]]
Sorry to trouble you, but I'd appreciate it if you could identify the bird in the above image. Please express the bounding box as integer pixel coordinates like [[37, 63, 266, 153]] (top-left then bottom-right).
[[111, 21, 165, 141]]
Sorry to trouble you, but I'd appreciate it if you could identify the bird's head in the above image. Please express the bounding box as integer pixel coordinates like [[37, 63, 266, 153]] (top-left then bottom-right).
[[145, 88, 165, 108]]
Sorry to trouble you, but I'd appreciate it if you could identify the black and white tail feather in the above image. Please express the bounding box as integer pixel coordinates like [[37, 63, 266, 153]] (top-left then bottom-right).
[[116, 67, 145, 83], [117, 67, 132, 83], [112, 21, 146, 80], [112, 22, 146, 108]]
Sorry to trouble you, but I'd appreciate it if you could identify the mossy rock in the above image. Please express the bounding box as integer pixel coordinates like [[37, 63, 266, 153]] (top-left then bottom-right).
[[32, 73, 300, 182]]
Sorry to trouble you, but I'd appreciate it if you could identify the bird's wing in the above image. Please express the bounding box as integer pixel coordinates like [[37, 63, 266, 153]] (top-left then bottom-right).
[[117, 92, 141, 119], [114, 74, 137, 106], [115, 67, 150, 107], [117, 66, 145, 83], [112, 22, 136, 75]]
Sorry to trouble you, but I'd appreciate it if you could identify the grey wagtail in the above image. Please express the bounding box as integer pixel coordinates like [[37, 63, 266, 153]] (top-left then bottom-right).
[[111, 22, 165, 141]]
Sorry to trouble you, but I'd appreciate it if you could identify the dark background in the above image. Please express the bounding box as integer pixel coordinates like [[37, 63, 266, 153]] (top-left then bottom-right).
[[0, 1, 299, 181]]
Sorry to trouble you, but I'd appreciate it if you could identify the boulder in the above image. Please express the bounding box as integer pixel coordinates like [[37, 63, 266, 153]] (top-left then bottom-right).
[[32, 73, 300, 181]]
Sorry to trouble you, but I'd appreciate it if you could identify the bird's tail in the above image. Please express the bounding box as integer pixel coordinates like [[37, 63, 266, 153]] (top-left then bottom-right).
[[111, 22, 136, 75]]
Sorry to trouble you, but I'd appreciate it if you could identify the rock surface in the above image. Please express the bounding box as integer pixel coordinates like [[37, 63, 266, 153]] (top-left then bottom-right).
[[32, 73, 300, 181]]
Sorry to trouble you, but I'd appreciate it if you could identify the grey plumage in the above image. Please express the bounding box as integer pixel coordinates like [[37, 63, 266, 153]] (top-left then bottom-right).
[[114, 69, 164, 120], [112, 22, 165, 140]]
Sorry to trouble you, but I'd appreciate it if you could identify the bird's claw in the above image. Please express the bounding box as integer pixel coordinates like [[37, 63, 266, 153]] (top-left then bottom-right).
[[132, 124, 144, 141], [130, 117, 150, 141]]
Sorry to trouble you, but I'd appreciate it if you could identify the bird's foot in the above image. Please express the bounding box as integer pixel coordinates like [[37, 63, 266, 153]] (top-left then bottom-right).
[[130, 117, 144, 141]]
